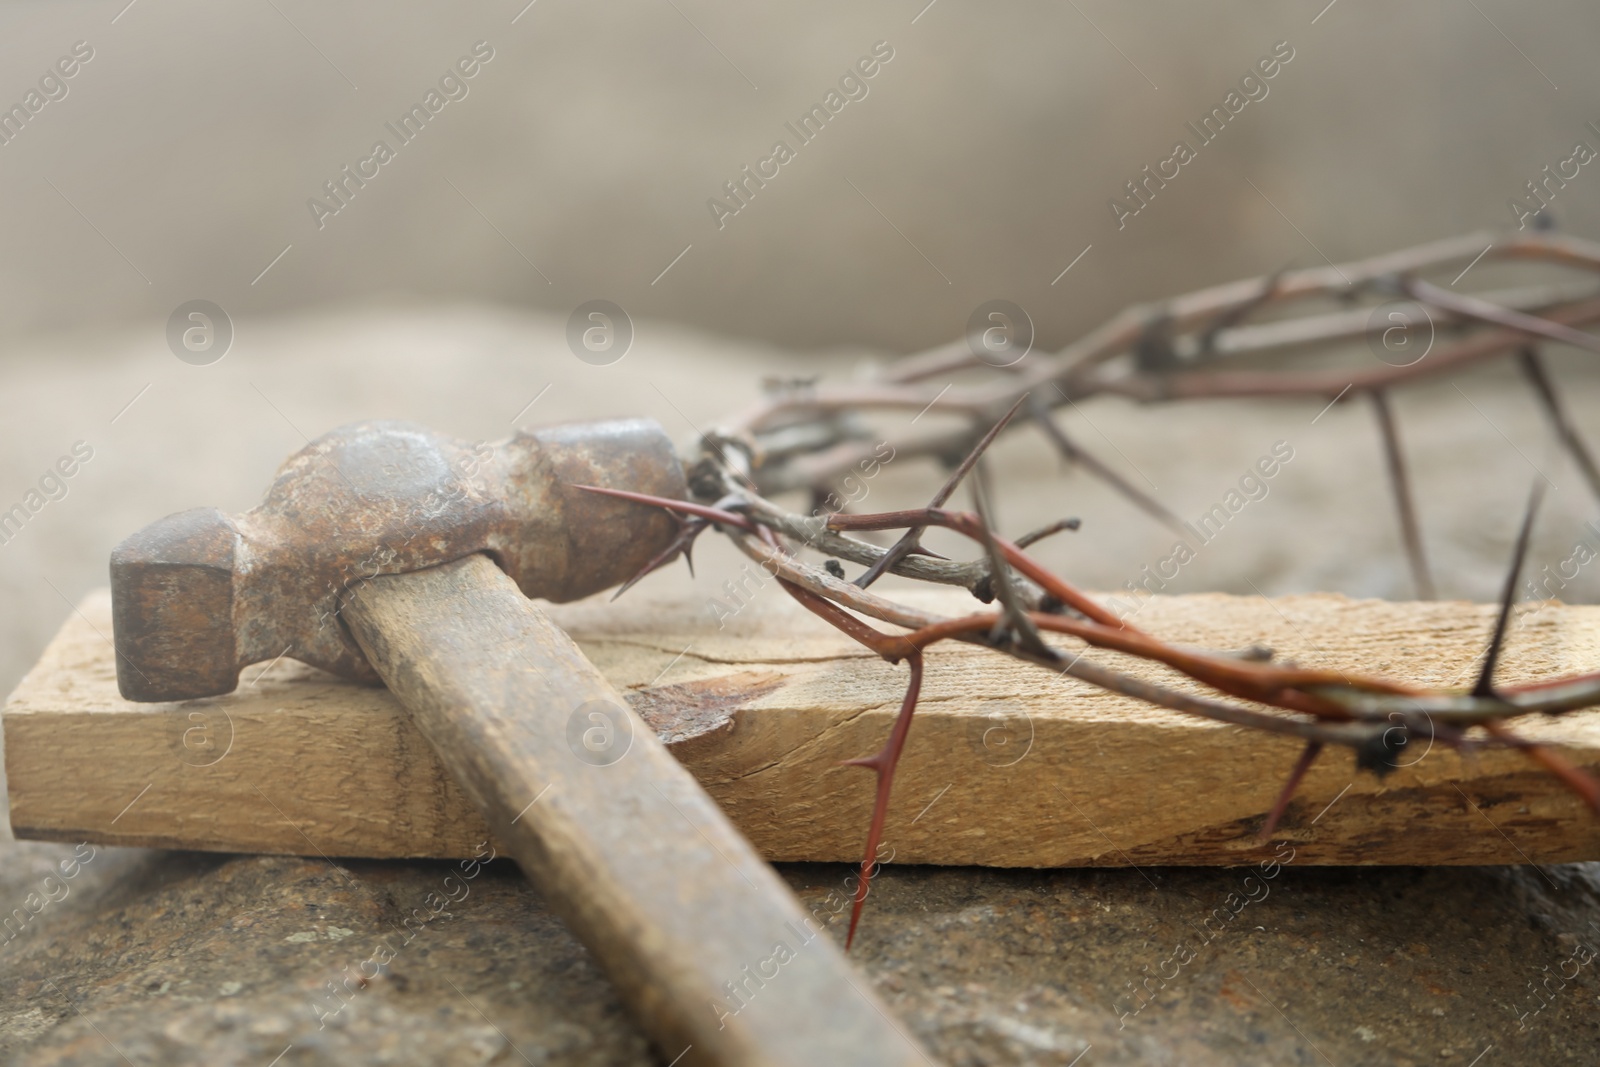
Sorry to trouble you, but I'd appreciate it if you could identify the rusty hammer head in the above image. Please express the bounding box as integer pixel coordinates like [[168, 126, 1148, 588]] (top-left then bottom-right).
[[111, 418, 686, 702]]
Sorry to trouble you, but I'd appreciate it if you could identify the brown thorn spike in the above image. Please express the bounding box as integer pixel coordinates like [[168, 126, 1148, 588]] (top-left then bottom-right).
[[1474, 480, 1544, 698], [841, 648, 924, 950], [972, 455, 997, 516], [1258, 740, 1323, 840], [1029, 395, 1189, 536], [569, 484, 757, 532], [970, 474, 1054, 658], [1484, 721, 1600, 814], [1518, 347, 1600, 506], [609, 515, 707, 600], [855, 393, 1030, 589], [1369, 390, 1436, 600], [828, 506, 1126, 630], [768, 577, 927, 948]]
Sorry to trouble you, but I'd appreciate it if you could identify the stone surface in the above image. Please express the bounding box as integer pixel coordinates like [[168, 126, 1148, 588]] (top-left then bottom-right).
[[3, 840, 1599, 1065]]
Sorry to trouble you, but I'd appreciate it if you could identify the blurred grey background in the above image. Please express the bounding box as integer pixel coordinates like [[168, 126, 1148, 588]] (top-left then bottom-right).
[[0, 0, 1596, 350]]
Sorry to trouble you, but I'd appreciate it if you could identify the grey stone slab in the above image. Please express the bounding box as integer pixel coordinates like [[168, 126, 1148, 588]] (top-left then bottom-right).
[[4, 838, 1598, 1066]]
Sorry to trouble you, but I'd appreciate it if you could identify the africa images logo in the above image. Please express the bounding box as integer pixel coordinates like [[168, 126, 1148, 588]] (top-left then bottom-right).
[[0, 40, 94, 148]]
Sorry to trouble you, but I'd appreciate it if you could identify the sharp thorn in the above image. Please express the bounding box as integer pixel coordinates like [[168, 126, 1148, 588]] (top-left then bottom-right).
[[1485, 721, 1600, 814], [570, 484, 755, 531], [1519, 347, 1600, 507], [1474, 480, 1544, 698], [1370, 390, 1435, 600], [1258, 740, 1323, 841], [608, 516, 710, 600], [970, 471, 1053, 658], [1028, 401, 1187, 536], [844, 650, 924, 950], [856, 396, 1030, 589]]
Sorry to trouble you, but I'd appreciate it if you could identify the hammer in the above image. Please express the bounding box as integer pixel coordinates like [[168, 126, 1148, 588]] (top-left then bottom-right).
[[110, 418, 930, 1067]]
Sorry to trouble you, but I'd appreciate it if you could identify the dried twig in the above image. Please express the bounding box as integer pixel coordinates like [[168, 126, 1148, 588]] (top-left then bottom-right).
[[589, 228, 1600, 944], [1518, 347, 1600, 505], [1369, 390, 1435, 600], [854, 394, 1027, 589]]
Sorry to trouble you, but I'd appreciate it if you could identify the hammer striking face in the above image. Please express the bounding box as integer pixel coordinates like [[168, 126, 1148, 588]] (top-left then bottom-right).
[[110, 418, 685, 702]]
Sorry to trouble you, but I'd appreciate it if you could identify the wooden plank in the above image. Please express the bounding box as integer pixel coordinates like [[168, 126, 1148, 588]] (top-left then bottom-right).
[[6, 587, 1600, 866]]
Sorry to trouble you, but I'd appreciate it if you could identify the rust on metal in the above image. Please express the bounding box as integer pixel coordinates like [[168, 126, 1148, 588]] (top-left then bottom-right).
[[626, 669, 788, 746], [111, 419, 686, 702]]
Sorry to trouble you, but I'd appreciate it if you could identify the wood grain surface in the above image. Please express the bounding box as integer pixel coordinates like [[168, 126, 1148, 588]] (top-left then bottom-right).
[[7, 583, 1600, 866]]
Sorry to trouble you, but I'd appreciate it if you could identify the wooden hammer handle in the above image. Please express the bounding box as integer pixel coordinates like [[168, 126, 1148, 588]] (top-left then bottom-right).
[[341, 554, 931, 1067]]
